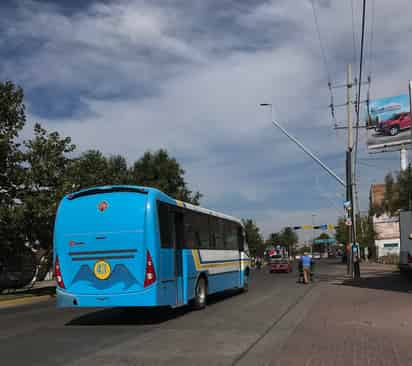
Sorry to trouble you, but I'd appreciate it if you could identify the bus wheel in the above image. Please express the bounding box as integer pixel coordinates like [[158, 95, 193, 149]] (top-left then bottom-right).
[[243, 270, 249, 292], [193, 277, 207, 310]]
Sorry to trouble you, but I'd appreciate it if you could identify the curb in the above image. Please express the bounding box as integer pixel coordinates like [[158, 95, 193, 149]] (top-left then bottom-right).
[[234, 283, 323, 366], [0, 295, 54, 309]]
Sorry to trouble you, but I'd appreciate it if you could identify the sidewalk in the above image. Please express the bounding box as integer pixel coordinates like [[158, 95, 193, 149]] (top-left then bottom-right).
[[269, 263, 412, 366], [0, 280, 55, 308]]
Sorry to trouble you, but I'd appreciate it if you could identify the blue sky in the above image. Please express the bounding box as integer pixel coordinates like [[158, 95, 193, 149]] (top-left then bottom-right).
[[1, 0, 410, 239]]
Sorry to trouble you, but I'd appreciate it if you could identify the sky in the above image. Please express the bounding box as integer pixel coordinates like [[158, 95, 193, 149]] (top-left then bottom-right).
[[1, 0, 411, 239]]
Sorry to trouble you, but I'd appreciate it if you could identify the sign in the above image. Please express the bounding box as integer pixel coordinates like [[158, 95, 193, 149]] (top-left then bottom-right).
[[367, 93, 412, 150], [302, 225, 313, 230], [383, 243, 398, 248], [314, 238, 336, 244], [94, 260, 111, 280]]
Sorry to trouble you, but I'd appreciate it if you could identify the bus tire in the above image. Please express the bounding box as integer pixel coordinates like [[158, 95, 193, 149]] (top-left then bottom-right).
[[243, 269, 249, 292], [193, 276, 207, 310]]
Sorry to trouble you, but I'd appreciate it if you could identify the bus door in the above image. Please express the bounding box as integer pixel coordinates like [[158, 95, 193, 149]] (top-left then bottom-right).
[[171, 210, 184, 305]]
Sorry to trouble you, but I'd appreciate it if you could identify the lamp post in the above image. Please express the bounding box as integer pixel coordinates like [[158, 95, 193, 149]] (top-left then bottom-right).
[[259, 103, 346, 187], [311, 214, 317, 255]]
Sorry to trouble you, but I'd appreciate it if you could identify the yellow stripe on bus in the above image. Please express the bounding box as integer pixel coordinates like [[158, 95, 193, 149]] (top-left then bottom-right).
[[191, 250, 250, 270]]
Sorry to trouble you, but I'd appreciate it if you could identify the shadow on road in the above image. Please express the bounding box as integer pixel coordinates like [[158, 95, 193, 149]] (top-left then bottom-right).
[[340, 271, 412, 294], [66, 289, 242, 326], [66, 306, 190, 326]]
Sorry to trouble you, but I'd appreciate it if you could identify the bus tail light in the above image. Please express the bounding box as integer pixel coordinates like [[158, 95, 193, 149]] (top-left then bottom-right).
[[144, 251, 156, 287], [54, 255, 66, 289]]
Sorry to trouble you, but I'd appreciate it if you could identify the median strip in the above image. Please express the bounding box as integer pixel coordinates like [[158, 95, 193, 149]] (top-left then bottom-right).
[[0, 294, 53, 309]]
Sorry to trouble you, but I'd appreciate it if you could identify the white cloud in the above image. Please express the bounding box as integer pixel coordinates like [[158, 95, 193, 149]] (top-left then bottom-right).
[[5, 0, 412, 237]]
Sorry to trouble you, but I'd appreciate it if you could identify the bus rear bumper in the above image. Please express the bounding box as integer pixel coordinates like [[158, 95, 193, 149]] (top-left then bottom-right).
[[56, 287, 157, 308]]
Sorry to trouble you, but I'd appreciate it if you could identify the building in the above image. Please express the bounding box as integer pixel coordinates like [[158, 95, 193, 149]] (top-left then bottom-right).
[[370, 184, 400, 258]]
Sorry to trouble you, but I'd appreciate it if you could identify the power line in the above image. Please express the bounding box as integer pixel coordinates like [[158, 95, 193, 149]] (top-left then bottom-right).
[[310, 0, 332, 85], [366, 0, 376, 79], [354, 0, 368, 184], [350, 0, 358, 68]]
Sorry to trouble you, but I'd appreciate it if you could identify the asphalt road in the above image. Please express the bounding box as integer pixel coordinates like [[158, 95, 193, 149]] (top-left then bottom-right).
[[0, 260, 342, 366]]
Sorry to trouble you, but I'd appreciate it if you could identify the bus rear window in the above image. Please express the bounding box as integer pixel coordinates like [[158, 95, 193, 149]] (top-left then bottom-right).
[[68, 187, 147, 200]]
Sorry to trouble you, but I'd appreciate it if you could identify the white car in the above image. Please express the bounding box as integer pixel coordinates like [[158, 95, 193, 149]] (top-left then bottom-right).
[[312, 252, 321, 259]]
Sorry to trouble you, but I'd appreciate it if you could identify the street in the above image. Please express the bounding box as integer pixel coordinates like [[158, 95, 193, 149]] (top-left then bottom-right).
[[2, 260, 412, 366], [0, 260, 331, 366]]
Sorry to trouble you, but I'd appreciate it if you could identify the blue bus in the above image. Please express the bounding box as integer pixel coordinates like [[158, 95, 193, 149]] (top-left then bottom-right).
[[54, 186, 250, 309]]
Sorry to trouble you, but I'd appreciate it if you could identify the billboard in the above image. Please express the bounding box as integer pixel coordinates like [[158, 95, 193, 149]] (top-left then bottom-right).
[[366, 94, 412, 150]]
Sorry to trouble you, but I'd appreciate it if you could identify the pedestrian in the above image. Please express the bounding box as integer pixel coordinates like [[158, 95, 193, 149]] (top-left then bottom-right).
[[301, 252, 312, 284], [298, 257, 303, 283], [353, 244, 360, 280]]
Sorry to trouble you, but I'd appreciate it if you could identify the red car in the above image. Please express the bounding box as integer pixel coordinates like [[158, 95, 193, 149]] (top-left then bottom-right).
[[381, 112, 411, 136], [269, 255, 292, 273]]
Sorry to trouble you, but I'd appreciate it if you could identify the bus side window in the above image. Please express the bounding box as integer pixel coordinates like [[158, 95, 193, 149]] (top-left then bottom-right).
[[183, 210, 196, 249], [225, 221, 238, 250], [237, 226, 244, 252], [210, 217, 223, 249], [157, 202, 173, 248]]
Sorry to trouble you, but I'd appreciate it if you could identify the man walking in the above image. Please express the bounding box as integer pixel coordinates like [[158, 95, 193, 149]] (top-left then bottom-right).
[[301, 252, 312, 284]]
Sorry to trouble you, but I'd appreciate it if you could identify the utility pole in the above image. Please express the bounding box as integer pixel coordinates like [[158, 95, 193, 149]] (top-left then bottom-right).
[[346, 64, 357, 277]]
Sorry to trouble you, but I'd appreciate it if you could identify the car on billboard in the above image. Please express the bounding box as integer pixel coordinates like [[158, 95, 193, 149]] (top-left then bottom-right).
[[376, 112, 411, 136], [367, 94, 411, 150]]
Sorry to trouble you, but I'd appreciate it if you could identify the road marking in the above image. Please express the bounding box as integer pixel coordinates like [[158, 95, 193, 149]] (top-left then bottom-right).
[[0, 295, 52, 309]]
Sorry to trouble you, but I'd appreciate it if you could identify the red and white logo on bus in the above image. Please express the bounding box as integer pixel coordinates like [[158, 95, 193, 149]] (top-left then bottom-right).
[[98, 201, 108, 212]]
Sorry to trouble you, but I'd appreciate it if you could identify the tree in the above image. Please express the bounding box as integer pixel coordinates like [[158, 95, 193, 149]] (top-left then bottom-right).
[[0, 81, 26, 206], [266, 232, 282, 247], [130, 149, 201, 204], [22, 123, 76, 250], [107, 155, 130, 185], [335, 215, 375, 254], [68, 150, 110, 191], [335, 217, 349, 244], [0, 81, 26, 255], [242, 219, 264, 257], [398, 165, 412, 211], [279, 226, 298, 255]]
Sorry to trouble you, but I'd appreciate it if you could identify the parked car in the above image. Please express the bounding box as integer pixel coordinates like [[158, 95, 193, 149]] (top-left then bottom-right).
[[268, 255, 292, 273], [312, 252, 321, 259], [380, 112, 411, 136]]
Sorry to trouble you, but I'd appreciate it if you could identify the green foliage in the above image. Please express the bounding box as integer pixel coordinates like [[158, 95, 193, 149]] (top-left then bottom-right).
[[107, 155, 129, 185], [335, 217, 348, 244], [130, 149, 201, 204], [0, 81, 26, 254], [0, 81, 26, 206], [335, 215, 375, 251], [0, 81, 203, 255], [397, 165, 412, 212], [266, 227, 298, 254], [22, 123, 76, 249], [375, 167, 412, 216], [242, 219, 265, 256], [69, 150, 110, 191]]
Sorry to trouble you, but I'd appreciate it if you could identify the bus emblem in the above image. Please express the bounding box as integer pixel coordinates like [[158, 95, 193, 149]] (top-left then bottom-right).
[[93, 260, 111, 280], [98, 201, 108, 212]]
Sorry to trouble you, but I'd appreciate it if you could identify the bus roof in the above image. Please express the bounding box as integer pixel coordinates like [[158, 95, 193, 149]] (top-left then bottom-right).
[[64, 185, 244, 227]]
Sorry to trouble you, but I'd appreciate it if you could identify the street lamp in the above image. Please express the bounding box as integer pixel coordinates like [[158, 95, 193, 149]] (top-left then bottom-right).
[[258, 103, 346, 187]]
